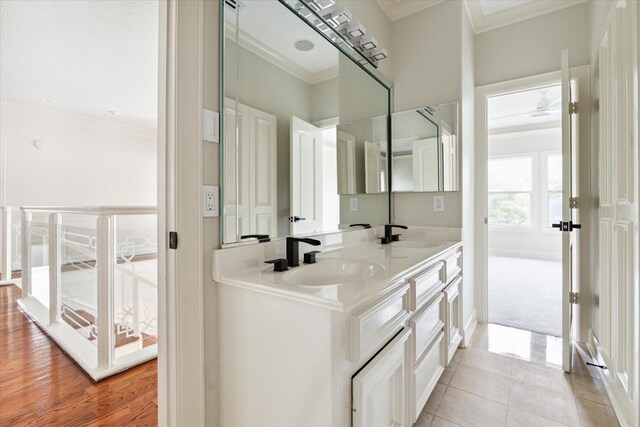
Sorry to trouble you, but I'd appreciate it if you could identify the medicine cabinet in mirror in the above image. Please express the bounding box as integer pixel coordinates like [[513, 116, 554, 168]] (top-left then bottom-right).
[[221, 0, 392, 245], [391, 103, 459, 192]]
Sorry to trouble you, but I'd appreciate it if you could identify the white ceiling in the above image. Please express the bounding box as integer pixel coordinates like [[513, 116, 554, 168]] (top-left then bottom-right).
[[225, 0, 338, 75], [488, 83, 562, 131], [377, 0, 587, 33], [0, 0, 159, 129]]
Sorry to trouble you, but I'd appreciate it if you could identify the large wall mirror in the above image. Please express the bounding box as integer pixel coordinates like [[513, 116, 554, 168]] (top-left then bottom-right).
[[221, 0, 392, 245], [391, 103, 459, 192]]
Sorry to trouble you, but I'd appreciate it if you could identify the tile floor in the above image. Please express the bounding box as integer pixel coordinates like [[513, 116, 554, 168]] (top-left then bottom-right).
[[414, 323, 620, 427]]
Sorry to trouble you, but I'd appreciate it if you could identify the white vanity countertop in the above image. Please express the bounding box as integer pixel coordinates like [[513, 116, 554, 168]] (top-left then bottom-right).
[[212, 227, 461, 312]]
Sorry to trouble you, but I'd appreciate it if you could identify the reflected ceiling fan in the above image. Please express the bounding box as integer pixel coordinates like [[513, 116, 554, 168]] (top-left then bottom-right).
[[493, 90, 561, 120]]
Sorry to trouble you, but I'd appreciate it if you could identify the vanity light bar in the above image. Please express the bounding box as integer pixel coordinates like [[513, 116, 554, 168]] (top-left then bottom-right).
[[302, 0, 335, 12], [338, 22, 366, 39], [368, 48, 388, 61], [321, 7, 352, 27], [357, 36, 377, 51]]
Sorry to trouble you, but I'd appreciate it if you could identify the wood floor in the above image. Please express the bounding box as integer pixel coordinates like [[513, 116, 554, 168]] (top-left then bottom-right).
[[0, 285, 158, 426]]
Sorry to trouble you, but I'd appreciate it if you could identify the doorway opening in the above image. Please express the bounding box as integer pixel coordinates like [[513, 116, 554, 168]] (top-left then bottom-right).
[[486, 83, 563, 337]]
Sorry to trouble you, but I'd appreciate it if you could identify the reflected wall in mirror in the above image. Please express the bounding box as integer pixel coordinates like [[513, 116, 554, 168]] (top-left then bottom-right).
[[222, 0, 391, 245], [391, 103, 459, 192]]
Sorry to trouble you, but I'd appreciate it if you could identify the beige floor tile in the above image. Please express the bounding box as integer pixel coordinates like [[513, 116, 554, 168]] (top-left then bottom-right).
[[439, 362, 458, 386], [508, 379, 580, 426], [459, 347, 513, 376], [575, 397, 620, 427], [570, 374, 610, 406], [425, 383, 447, 414], [506, 407, 570, 427], [449, 363, 511, 404], [435, 387, 508, 427], [511, 358, 573, 394], [414, 409, 434, 427], [430, 416, 463, 426], [451, 348, 464, 364]]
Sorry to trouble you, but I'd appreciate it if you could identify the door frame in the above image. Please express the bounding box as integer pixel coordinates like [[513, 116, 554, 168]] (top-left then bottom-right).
[[158, 0, 206, 426], [475, 67, 591, 343]]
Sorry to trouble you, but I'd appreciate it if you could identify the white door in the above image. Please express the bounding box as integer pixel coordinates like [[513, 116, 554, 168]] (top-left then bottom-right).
[[336, 130, 356, 194], [248, 108, 277, 237], [365, 141, 386, 193], [560, 50, 580, 372], [223, 101, 250, 241], [290, 116, 322, 235], [412, 138, 439, 191], [352, 329, 410, 427]]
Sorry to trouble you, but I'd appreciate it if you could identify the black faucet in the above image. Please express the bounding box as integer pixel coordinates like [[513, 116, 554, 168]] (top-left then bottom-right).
[[240, 234, 270, 243], [287, 237, 321, 267], [350, 223, 372, 229], [380, 224, 408, 244]]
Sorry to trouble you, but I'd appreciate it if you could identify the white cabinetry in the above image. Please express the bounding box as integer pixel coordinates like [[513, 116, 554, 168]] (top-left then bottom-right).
[[444, 277, 463, 363], [216, 241, 463, 427], [352, 329, 411, 427]]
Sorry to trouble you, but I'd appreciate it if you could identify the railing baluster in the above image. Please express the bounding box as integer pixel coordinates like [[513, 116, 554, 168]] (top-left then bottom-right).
[[48, 213, 61, 325], [97, 214, 115, 370], [21, 210, 32, 297], [1, 207, 12, 283]]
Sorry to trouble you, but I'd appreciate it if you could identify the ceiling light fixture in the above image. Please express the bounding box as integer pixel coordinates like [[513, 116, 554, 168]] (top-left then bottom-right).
[[294, 39, 315, 51], [41, 98, 51, 103], [108, 110, 120, 116]]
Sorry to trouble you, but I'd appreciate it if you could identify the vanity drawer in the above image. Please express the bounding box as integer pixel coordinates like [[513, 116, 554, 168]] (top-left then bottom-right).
[[411, 331, 445, 423], [351, 284, 410, 363], [410, 293, 444, 363], [443, 248, 462, 283], [408, 262, 445, 311]]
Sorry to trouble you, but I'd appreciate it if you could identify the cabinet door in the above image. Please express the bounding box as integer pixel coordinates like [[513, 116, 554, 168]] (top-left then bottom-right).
[[444, 277, 462, 363], [353, 329, 410, 427]]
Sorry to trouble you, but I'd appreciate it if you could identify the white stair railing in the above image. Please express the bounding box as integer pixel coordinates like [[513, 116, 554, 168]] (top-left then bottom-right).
[[18, 206, 157, 381]]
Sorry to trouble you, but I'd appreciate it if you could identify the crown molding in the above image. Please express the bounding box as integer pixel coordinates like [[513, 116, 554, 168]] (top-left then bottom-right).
[[465, 0, 588, 34], [225, 22, 338, 85], [376, 0, 445, 22]]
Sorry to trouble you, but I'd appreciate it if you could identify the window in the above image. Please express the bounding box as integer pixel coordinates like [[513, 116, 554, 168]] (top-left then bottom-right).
[[488, 156, 532, 226], [546, 154, 562, 227]]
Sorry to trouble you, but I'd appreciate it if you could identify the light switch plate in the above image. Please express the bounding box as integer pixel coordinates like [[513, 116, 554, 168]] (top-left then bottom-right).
[[350, 197, 359, 212], [203, 185, 219, 217], [202, 109, 219, 143], [433, 195, 445, 212]]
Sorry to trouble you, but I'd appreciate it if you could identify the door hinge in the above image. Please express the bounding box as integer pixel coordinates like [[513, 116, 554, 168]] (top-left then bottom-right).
[[569, 196, 579, 209], [569, 102, 578, 114], [569, 292, 579, 304], [169, 231, 178, 250]]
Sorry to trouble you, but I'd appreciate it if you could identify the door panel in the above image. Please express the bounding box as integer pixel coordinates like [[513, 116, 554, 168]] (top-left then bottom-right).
[[290, 116, 323, 235]]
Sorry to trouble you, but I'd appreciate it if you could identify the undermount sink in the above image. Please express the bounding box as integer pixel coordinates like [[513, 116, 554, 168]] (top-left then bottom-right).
[[390, 240, 442, 249], [281, 259, 385, 287]]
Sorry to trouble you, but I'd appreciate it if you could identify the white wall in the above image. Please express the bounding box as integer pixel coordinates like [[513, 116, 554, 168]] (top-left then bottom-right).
[[0, 100, 157, 207], [460, 7, 476, 333], [391, 1, 465, 229], [474, 2, 590, 86]]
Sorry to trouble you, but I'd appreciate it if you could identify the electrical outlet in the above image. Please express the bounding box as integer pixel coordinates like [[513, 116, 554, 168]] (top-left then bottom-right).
[[203, 185, 219, 217], [433, 195, 445, 212], [350, 197, 358, 212]]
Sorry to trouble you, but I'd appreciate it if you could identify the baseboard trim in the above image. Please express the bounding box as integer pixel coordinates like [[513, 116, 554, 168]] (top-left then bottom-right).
[[586, 329, 631, 427], [461, 309, 477, 348]]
